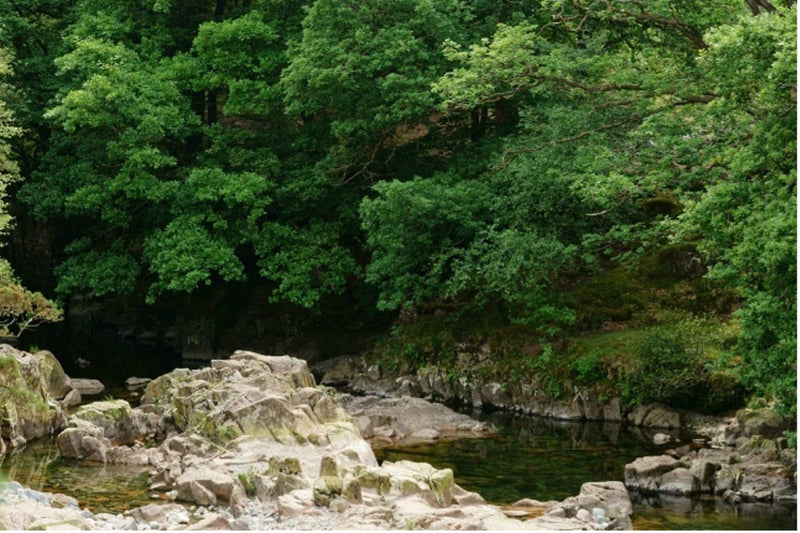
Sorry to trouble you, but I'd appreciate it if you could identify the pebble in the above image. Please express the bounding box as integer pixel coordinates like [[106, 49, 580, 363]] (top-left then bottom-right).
[[0, 483, 348, 531]]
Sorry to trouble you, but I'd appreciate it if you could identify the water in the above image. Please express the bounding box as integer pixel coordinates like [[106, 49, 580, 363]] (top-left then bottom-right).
[[1, 403, 795, 528], [0, 438, 154, 514], [376, 413, 659, 502], [375, 411, 797, 530], [632, 494, 796, 530]]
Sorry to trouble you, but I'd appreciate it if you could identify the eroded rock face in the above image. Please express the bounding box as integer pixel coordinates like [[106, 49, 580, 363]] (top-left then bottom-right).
[[140, 351, 351, 446], [317, 354, 647, 425], [625, 440, 797, 504], [0, 345, 76, 451], [57, 399, 161, 463]]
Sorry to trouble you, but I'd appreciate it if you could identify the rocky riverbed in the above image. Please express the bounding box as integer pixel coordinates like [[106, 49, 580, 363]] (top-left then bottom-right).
[[1, 345, 796, 530]]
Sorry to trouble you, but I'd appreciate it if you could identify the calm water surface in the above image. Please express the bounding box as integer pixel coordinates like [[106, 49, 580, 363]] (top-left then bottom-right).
[[1, 407, 795, 529], [375, 411, 797, 530], [0, 438, 154, 514]]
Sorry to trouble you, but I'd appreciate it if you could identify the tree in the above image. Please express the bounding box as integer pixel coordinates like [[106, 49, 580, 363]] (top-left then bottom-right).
[[0, 47, 61, 338], [360, 0, 796, 415]]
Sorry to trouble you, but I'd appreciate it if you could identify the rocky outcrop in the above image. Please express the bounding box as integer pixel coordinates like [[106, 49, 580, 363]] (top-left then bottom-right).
[[338, 394, 491, 446], [0, 345, 77, 451], [624, 435, 796, 504], [43, 350, 633, 530], [57, 399, 162, 463], [317, 354, 682, 425]]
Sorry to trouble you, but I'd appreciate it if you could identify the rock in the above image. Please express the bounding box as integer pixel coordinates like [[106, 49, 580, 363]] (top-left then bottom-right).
[[125, 377, 152, 391], [56, 426, 109, 462], [185, 513, 232, 530], [175, 467, 239, 506], [624, 455, 681, 493], [230, 351, 316, 389], [313, 476, 344, 506], [277, 489, 316, 519], [35, 350, 74, 400], [714, 466, 742, 494], [0, 345, 74, 450], [60, 389, 82, 409], [627, 404, 681, 428], [542, 481, 633, 530], [736, 408, 792, 439], [658, 468, 699, 496], [602, 398, 623, 422], [70, 378, 105, 395], [67, 399, 156, 444], [0, 498, 94, 530], [339, 395, 489, 446], [125, 503, 186, 524], [653, 432, 671, 445]]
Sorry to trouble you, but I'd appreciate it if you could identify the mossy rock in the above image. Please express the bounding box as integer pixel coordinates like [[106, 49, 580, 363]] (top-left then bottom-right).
[[313, 476, 344, 506], [637, 243, 706, 283], [75, 400, 131, 424]]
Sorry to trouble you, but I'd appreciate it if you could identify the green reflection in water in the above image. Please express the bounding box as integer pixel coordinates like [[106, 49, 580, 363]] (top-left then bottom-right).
[[0, 438, 154, 514], [375, 412, 797, 530], [376, 412, 658, 503]]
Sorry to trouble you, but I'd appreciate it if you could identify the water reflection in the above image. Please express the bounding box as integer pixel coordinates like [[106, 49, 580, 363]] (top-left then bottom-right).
[[376, 412, 663, 502], [0, 438, 153, 514], [633, 493, 797, 530], [375, 411, 797, 530]]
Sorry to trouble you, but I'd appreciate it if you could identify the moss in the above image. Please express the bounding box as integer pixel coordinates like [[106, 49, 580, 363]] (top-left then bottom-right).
[[237, 471, 257, 496], [215, 421, 244, 442], [76, 400, 131, 423], [1, 355, 55, 429]]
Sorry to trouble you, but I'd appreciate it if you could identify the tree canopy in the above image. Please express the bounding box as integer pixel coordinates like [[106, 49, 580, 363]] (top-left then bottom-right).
[[0, 0, 795, 413]]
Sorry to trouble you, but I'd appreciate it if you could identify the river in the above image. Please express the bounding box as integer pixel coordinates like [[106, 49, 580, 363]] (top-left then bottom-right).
[[1, 406, 795, 529]]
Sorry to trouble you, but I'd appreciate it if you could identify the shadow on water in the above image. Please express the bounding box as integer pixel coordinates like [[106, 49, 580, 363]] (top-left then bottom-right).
[[632, 493, 797, 530], [23, 320, 183, 389], [375, 411, 797, 530]]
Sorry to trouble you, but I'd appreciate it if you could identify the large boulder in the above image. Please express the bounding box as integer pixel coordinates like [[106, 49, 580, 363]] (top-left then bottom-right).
[[140, 351, 352, 446], [626, 404, 681, 428], [339, 394, 489, 446], [624, 455, 682, 493], [736, 408, 793, 440], [56, 399, 161, 463], [0, 345, 75, 451], [175, 466, 247, 516]]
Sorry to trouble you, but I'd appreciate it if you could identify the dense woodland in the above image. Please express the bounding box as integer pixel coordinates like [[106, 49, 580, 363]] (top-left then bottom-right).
[[0, 1, 795, 420]]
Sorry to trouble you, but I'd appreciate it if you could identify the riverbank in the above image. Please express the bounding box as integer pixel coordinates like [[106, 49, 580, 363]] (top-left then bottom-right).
[[1, 345, 796, 530]]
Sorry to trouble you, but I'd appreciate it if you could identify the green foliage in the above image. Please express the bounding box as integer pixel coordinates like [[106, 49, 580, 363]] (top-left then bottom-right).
[[282, 0, 461, 148], [567, 317, 745, 412], [0, 0, 794, 419], [373, 314, 456, 373], [680, 6, 797, 416], [0, 259, 63, 337], [237, 470, 257, 497], [0, 48, 61, 337]]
